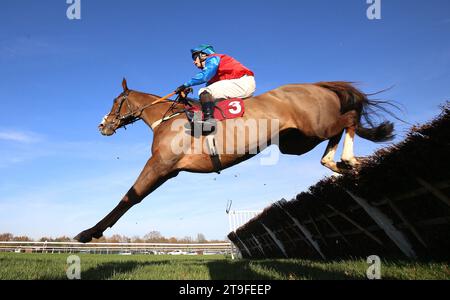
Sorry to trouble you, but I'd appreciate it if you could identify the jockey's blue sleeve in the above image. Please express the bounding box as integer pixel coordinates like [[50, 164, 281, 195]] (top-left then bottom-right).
[[184, 56, 220, 87]]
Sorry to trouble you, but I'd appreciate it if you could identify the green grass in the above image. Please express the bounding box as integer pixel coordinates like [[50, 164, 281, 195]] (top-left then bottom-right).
[[0, 253, 448, 280]]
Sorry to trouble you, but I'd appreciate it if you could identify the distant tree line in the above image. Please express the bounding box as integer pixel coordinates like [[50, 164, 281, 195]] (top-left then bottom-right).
[[0, 232, 225, 243]]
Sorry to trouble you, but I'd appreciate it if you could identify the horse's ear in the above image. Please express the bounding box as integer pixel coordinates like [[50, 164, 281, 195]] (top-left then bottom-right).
[[122, 78, 128, 92]]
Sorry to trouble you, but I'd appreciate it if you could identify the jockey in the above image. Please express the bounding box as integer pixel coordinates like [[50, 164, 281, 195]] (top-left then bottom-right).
[[175, 44, 256, 130]]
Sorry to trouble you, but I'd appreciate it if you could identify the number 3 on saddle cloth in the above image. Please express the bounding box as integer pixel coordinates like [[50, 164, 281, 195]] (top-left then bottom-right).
[[184, 98, 245, 122], [182, 98, 245, 175]]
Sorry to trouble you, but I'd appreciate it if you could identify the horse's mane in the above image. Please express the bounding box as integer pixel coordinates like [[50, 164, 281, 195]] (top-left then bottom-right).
[[131, 90, 163, 99]]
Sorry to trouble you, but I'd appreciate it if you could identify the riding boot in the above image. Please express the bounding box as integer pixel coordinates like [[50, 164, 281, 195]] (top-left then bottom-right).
[[194, 92, 217, 133], [203, 101, 217, 124]]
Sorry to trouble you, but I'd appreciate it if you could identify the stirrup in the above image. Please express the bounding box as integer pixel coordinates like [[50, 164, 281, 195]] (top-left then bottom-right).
[[194, 118, 216, 126], [191, 112, 214, 124], [193, 120, 216, 134]]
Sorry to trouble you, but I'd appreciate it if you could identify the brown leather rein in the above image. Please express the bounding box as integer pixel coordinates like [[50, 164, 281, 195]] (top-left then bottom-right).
[[104, 91, 179, 132]]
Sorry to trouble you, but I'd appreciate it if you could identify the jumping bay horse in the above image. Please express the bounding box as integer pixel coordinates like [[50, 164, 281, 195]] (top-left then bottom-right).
[[74, 79, 394, 243]]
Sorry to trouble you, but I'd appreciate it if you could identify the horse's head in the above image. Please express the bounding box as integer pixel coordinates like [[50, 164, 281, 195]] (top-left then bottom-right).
[[99, 78, 138, 136]]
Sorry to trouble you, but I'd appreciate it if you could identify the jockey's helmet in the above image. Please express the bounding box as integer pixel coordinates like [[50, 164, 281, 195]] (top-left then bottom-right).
[[191, 44, 215, 60]]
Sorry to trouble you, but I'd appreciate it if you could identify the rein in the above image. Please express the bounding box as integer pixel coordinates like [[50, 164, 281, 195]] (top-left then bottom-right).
[[109, 91, 186, 131]]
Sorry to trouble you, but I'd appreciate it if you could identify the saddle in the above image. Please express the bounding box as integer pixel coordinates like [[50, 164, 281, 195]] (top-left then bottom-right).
[[178, 96, 246, 175], [183, 98, 245, 123]]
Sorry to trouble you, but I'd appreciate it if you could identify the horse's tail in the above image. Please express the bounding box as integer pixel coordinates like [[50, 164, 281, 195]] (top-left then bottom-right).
[[315, 81, 396, 142]]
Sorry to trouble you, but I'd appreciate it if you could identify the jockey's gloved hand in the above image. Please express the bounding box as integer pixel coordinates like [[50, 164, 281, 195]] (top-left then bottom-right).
[[175, 85, 187, 94]]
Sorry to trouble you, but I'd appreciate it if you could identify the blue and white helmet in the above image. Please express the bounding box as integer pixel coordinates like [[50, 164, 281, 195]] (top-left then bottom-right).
[[190, 44, 215, 60]]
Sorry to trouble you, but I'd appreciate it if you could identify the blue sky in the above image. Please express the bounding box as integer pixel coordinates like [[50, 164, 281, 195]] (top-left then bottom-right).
[[0, 0, 449, 240]]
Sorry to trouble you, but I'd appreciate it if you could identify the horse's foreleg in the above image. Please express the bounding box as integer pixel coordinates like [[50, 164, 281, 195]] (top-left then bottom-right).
[[321, 132, 343, 173], [74, 154, 178, 243]]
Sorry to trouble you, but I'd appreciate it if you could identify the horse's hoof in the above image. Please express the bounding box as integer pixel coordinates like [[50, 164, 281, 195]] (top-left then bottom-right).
[[74, 230, 93, 243], [336, 160, 353, 170], [335, 161, 358, 175], [341, 157, 361, 167], [326, 163, 343, 174], [92, 231, 103, 239], [74, 229, 103, 243]]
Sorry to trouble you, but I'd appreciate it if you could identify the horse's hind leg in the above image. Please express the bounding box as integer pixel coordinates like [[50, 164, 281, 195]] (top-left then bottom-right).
[[341, 127, 360, 167], [321, 132, 343, 173]]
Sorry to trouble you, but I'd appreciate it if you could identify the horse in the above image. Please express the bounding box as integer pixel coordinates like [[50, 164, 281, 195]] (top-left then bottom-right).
[[74, 78, 394, 243]]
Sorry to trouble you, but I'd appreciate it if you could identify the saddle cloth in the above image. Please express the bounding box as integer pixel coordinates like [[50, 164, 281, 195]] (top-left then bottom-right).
[[185, 98, 245, 121]]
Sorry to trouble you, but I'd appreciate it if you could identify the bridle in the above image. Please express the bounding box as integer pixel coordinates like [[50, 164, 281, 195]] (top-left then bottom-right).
[[114, 91, 140, 125], [101, 90, 186, 133]]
